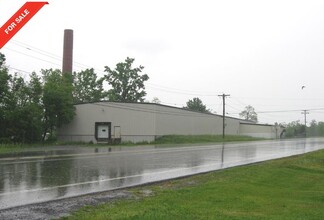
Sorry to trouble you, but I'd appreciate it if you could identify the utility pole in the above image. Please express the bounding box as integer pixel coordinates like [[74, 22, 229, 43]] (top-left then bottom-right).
[[301, 110, 309, 138], [218, 94, 230, 138]]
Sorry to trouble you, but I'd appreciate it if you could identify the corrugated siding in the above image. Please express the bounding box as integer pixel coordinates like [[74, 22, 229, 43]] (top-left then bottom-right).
[[58, 102, 156, 143], [239, 123, 275, 139], [57, 102, 274, 143], [155, 105, 239, 136]]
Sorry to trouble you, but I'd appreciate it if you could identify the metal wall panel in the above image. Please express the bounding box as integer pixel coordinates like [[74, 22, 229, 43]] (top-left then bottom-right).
[[154, 105, 240, 136], [58, 102, 156, 143], [239, 123, 276, 139], [58, 102, 275, 143]]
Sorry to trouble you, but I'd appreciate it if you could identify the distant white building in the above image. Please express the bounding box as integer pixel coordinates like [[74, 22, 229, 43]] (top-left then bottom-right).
[[57, 102, 284, 143]]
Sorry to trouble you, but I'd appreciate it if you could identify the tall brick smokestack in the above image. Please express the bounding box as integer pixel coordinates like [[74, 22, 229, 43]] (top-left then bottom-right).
[[62, 29, 73, 74]]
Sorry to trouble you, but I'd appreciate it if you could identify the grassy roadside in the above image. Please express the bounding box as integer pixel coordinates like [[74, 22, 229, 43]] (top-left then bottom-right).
[[0, 142, 60, 155], [153, 135, 264, 144], [0, 143, 29, 155], [63, 149, 324, 220], [0, 135, 264, 155]]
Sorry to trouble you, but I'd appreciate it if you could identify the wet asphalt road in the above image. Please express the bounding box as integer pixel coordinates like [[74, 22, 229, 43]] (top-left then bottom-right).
[[1, 138, 324, 211]]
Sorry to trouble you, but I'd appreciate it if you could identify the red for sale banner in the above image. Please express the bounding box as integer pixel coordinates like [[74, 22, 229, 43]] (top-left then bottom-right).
[[0, 1, 49, 49]]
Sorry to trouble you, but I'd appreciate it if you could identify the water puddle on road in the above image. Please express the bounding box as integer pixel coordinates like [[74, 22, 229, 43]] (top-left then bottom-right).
[[1, 138, 324, 210]]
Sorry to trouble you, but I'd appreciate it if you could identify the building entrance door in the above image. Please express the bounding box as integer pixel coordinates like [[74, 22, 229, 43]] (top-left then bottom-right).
[[95, 122, 111, 142], [97, 125, 109, 139]]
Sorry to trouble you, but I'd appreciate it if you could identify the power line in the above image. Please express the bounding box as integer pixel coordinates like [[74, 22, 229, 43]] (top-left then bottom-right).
[[259, 108, 324, 114], [4, 47, 61, 67], [11, 40, 62, 59], [6, 63, 324, 119], [8, 40, 224, 97], [92, 102, 222, 118], [4, 41, 324, 124], [7, 40, 105, 74], [8, 66, 32, 74], [230, 97, 250, 107], [6, 42, 224, 99], [147, 82, 217, 95], [146, 85, 218, 96], [226, 103, 243, 112], [229, 108, 324, 114], [233, 95, 324, 101]]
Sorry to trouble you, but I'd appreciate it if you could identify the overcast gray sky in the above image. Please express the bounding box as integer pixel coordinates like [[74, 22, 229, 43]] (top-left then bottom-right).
[[1, 0, 324, 125]]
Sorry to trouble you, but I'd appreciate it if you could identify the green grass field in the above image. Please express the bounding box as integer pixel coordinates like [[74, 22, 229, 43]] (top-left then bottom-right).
[[63, 149, 324, 220]]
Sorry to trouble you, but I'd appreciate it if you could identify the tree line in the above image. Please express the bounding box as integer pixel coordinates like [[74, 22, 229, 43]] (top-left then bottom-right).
[[283, 120, 324, 138], [2, 51, 323, 143], [0, 54, 149, 143]]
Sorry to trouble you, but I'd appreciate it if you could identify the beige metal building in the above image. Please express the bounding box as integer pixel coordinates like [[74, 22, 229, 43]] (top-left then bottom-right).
[[57, 102, 283, 143], [239, 122, 283, 139]]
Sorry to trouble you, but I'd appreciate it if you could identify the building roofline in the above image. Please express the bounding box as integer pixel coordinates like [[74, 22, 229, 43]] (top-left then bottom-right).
[[240, 122, 274, 127], [74, 101, 269, 125]]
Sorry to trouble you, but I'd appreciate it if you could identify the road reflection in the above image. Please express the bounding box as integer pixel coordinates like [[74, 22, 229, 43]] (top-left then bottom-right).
[[0, 138, 324, 210]]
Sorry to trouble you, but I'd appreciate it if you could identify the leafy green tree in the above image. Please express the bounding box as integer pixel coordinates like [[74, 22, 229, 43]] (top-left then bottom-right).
[[0, 54, 42, 142], [26, 73, 44, 142], [73, 68, 106, 103], [184, 97, 210, 113], [0, 53, 10, 140], [318, 122, 324, 136], [284, 120, 324, 138], [104, 57, 149, 102], [2, 72, 43, 142], [29, 72, 43, 104], [0, 53, 77, 143], [284, 120, 305, 138], [308, 120, 318, 136], [239, 105, 258, 122], [42, 69, 75, 139], [0, 53, 9, 100], [5, 74, 29, 142]]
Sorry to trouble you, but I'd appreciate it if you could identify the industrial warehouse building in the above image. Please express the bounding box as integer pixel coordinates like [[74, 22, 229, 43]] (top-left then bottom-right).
[[57, 102, 284, 143]]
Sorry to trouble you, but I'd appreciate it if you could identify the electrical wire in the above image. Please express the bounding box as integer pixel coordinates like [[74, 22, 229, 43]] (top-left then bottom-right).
[[4, 47, 61, 67], [8, 40, 106, 74], [8, 40, 222, 97], [3, 40, 324, 122], [91, 102, 223, 118]]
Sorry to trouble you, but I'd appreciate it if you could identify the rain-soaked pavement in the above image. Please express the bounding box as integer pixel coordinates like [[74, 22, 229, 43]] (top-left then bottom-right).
[[1, 138, 324, 213]]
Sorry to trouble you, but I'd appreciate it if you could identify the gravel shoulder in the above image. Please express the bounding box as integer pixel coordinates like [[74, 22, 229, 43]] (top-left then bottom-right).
[[0, 189, 134, 220]]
